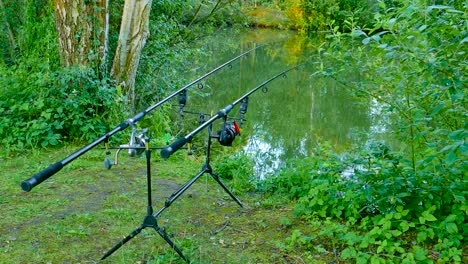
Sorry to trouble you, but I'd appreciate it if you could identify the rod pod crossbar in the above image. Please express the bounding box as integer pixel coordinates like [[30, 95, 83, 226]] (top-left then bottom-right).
[[20, 45, 263, 192], [161, 64, 302, 159]]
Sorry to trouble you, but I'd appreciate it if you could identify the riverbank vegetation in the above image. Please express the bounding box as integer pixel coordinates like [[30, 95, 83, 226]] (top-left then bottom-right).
[[1, 0, 466, 263]]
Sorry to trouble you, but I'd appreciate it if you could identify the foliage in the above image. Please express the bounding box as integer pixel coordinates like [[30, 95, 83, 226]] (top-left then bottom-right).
[[0, 2, 119, 151], [0, 65, 119, 150], [284, 0, 379, 32], [265, 141, 466, 262], [0, 0, 244, 152], [264, 0, 467, 262], [214, 152, 256, 194]]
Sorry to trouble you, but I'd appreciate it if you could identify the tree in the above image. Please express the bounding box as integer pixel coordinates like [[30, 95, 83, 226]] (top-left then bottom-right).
[[53, 0, 152, 111], [54, 0, 109, 70], [111, 0, 153, 112]]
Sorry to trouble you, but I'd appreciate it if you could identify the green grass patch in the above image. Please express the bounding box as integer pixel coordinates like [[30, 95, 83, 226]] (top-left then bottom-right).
[[0, 147, 317, 263]]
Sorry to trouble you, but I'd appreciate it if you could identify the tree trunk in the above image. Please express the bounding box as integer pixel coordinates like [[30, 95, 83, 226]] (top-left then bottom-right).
[[54, 0, 108, 69], [111, 0, 153, 112]]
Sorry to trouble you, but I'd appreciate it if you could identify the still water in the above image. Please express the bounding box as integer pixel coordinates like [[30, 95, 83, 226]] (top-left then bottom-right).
[[176, 29, 387, 178]]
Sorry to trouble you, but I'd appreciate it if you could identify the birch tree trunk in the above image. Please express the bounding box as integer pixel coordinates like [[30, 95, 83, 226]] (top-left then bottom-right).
[[54, 0, 109, 69], [111, 0, 152, 112]]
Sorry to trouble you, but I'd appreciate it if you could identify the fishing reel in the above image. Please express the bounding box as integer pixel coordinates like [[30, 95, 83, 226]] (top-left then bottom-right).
[[217, 120, 240, 146], [128, 127, 149, 157], [104, 126, 149, 169]]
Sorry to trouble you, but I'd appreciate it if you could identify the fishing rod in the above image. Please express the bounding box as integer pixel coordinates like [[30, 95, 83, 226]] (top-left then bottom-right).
[[161, 64, 301, 159], [20, 45, 262, 192]]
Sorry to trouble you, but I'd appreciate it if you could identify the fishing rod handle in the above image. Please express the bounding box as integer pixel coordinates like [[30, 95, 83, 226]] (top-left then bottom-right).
[[21, 162, 64, 192], [161, 137, 190, 159]]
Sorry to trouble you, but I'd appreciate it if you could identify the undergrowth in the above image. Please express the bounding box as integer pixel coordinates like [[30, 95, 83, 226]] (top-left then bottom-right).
[[262, 141, 466, 263], [261, 1, 467, 262]]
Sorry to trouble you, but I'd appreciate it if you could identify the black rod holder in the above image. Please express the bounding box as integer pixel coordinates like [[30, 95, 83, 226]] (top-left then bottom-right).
[[102, 124, 243, 263], [101, 143, 190, 263]]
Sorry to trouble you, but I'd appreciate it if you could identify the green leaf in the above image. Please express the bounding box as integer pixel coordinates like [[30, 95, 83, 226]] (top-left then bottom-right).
[[377, 240, 387, 253], [391, 230, 402, 237], [448, 129, 467, 140], [430, 103, 445, 115], [445, 151, 459, 165], [419, 216, 425, 224], [370, 256, 382, 264], [356, 253, 369, 264], [418, 25, 427, 31], [394, 212, 402, 219], [422, 210, 437, 222], [426, 5, 451, 12], [417, 231, 427, 243], [341, 248, 357, 259], [400, 221, 410, 232], [351, 30, 366, 38], [413, 246, 428, 261], [445, 214, 457, 222], [446, 222, 458, 234]]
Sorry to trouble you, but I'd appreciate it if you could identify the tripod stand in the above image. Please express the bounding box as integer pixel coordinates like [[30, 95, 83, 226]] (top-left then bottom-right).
[[101, 124, 242, 262]]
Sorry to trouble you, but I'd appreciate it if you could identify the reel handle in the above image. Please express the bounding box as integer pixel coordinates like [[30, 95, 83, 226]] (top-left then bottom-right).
[[21, 162, 64, 192], [160, 137, 190, 159]]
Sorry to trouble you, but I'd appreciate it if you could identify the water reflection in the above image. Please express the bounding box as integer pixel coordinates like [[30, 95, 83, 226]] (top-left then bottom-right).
[[243, 129, 284, 179], [181, 29, 388, 178]]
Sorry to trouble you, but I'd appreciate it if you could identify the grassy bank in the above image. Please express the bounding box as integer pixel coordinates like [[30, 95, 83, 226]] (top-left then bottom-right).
[[0, 147, 318, 263]]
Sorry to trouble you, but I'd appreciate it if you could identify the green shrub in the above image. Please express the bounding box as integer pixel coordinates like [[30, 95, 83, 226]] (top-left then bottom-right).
[[285, 0, 378, 32], [267, 142, 466, 262], [267, 1, 466, 262], [214, 153, 256, 194], [0, 65, 118, 150]]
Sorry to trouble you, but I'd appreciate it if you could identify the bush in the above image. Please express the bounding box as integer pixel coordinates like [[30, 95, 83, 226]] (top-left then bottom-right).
[[266, 1, 466, 262], [266, 142, 466, 262], [214, 153, 256, 194], [0, 65, 118, 150], [286, 0, 378, 32]]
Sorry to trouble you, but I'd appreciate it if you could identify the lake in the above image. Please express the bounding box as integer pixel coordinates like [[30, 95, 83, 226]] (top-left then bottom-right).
[[174, 28, 389, 178]]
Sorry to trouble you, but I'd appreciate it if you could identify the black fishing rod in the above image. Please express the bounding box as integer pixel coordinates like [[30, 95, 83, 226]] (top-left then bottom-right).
[[20, 45, 262, 192], [161, 64, 301, 159]]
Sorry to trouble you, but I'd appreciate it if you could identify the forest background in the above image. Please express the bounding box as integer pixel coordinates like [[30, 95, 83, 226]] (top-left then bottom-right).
[[0, 0, 466, 263]]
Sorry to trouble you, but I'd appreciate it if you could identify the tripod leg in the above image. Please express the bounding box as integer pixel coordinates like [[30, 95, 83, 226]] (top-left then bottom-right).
[[154, 226, 191, 263], [101, 225, 144, 260], [209, 172, 243, 208]]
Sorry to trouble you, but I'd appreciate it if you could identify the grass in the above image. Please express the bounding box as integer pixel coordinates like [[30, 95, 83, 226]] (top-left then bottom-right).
[[0, 146, 315, 263]]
